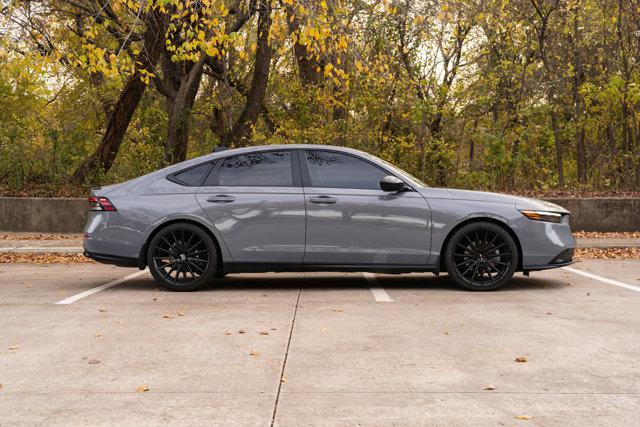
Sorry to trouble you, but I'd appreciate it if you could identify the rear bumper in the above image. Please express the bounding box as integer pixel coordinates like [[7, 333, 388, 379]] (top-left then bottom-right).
[[84, 250, 139, 268]]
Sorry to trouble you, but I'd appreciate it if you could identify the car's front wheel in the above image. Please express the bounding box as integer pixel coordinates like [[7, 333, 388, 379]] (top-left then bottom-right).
[[147, 223, 219, 291], [444, 222, 518, 291]]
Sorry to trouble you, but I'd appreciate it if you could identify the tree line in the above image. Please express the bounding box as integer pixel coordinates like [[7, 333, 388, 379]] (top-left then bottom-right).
[[1, 0, 639, 194]]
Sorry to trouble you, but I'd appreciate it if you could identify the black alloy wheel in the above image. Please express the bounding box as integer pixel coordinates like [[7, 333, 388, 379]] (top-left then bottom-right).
[[147, 223, 218, 291], [444, 222, 518, 291]]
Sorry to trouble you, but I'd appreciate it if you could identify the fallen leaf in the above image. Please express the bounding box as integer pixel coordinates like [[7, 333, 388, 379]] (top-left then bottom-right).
[[515, 415, 533, 420], [573, 231, 640, 239], [259, 331, 269, 335], [136, 385, 149, 392], [483, 384, 496, 390], [9, 346, 19, 350], [249, 350, 259, 356], [0, 253, 94, 264], [163, 314, 173, 319], [87, 358, 100, 365], [574, 247, 640, 260], [0, 233, 79, 240], [178, 312, 184, 316], [515, 356, 528, 363]]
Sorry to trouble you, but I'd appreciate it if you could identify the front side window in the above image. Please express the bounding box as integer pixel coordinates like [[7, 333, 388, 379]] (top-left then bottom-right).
[[305, 150, 388, 190], [218, 151, 293, 186]]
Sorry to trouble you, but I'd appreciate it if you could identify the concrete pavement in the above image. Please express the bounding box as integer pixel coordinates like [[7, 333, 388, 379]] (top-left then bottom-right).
[[1, 260, 640, 424]]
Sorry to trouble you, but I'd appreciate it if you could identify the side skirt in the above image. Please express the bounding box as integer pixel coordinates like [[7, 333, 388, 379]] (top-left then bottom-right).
[[223, 262, 438, 275]]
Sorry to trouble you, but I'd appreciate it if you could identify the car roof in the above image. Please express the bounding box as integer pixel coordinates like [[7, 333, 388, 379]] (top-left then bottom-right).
[[209, 144, 368, 158], [154, 144, 380, 180]]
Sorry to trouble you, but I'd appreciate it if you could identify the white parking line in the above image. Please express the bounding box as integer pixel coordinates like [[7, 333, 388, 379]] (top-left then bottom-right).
[[362, 272, 393, 302], [563, 266, 640, 293], [55, 269, 149, 305]]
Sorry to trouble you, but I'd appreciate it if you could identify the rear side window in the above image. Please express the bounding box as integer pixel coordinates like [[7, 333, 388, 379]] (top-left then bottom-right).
[[218, 151, 293, 187], [304, 150, 387, 190], [169, 162, 213, 187]]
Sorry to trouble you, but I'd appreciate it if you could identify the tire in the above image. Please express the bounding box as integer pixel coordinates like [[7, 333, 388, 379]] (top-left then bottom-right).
[[444, 221, 518, 291], [147, 223, 219, 291]]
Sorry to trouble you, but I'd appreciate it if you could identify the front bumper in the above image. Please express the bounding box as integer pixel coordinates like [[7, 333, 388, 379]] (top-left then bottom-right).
[[523, 248, 575, 273], [513, 215, 577, 269]]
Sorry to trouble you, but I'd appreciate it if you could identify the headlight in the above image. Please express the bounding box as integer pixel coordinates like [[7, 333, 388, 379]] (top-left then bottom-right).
[[519, 210, 564, 223]]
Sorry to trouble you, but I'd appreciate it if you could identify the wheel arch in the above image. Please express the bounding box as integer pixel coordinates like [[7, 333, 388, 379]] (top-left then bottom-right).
[[138, 218, 224, 273], [439, 217, 523, 273]]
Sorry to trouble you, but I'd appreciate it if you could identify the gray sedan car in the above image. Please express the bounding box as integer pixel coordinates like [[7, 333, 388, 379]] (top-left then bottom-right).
[[83, 144, 575, 291]]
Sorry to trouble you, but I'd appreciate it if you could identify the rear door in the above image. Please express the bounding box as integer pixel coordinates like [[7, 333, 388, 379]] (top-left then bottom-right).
[[196, 150, 306, 263], [301, 149, 431, 265]]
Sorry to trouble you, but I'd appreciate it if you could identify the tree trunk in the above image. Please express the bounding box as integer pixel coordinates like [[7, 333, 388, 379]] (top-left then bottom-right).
[[622, 100, 630, 153], [164, 59, 205, 164], [71, 76, 147, 183], [71, 12, 165, 184], [576, 127, 587, 182], [222, 0, 272, 147], [417, 112, 428, 182], [570, 11, 587, 183], [469, 118, 479, 171], [283, 1, 322, 86], [550, 110, 564, 187]]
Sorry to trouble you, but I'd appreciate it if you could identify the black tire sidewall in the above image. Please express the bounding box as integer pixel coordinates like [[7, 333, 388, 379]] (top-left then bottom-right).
[[147, 223, 218, 291], [444, 222, 518, 291]]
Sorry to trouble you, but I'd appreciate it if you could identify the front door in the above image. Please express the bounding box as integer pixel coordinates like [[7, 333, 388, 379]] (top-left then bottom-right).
[[196, 150, 306, 263], [301, 149, 431, 265]]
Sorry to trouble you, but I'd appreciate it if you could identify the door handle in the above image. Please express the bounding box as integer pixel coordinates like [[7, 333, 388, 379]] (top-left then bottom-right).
[[206, 195, 236, 203], [309, 195, 337, 204]]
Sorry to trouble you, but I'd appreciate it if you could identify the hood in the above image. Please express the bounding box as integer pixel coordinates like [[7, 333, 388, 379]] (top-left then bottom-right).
[[419, 188, 569, 213]]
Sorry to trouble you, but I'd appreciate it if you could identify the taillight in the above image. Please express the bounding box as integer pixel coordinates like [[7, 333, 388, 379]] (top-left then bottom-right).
[[88, 196, 117, 211]]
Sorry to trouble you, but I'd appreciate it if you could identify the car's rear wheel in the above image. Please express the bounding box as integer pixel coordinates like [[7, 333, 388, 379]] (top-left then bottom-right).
[[444, 222, 518, 291], [147, 223, 218, 291]]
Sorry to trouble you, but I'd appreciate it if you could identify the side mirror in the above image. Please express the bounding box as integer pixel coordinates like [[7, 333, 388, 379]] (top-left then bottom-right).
[[379, 175, 406, 192]]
